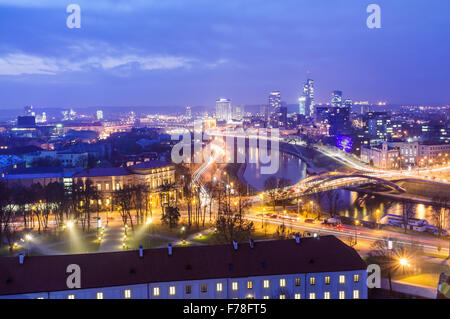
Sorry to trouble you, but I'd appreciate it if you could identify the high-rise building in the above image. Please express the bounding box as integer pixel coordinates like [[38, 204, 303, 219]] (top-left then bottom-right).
[[331, 91, 343, 108], [233, 105, 243, 121], [24, 105, 35, 117], [215, 98, 232, 122], [269, 91, 281, 111], [185, 106, 192, 120], [365, 112, 391, 140], [344, 99, 353, 110], [96, 110, 104, 121], [299, 79, 314, 117]]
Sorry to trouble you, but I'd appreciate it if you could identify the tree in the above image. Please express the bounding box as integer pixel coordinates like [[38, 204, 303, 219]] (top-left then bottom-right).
[[326, 190, 341, 218], [161, 206, 181, 229], [431, 196, 449, 238], [113, 185, 135, 230], [369, 238, 422, 294], [277, 178, 291, 211], [401, 200, 415, 234], [264, 176, 278, 211]]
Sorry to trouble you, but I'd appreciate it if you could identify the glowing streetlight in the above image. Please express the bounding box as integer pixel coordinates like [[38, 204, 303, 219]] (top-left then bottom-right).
[[67, 221, 74, 229], [399, 258, 410, 267], [146, 217, 153, 225], [25, 234, 33, 242]]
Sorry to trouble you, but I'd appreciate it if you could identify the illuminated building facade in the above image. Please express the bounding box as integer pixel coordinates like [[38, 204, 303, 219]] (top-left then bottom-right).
[[299, 79, 314, 117]]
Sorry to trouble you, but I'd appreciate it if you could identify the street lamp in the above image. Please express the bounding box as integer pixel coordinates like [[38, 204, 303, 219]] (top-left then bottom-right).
[[354, 220, 360, 246]]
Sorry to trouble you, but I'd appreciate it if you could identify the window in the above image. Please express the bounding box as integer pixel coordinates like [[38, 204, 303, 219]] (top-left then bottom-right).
[[309, 293, 316, 299], [280, 278, 286, 287], [263, 296, 269, 299], [97, 184, 101, 191], [324, 292, 330, 299], [216, 283, 223, 292], [353, 290, 360, 299], [124, 289, 131, 299], [295, 278, 301, 286], [279, 294, 286, 299], [153, 287, 160, 297], [169, 286, 176, 296], [232, 282, 238, 291], [339, 291, 345, 299], [67, 295, 75, 299], [96, 292, 103, 299], [310, 277, 316, 285], [201, 284, 207, 293], [247, 281, 253, 289], [325, 276, 330, 285], [354, 274, 360, 283], [105, 183, 110, 191], [339, 275, 346, 284], [263, 280, 270, 288], [186, 285, 192, 294], [294, 294, 301, 299]]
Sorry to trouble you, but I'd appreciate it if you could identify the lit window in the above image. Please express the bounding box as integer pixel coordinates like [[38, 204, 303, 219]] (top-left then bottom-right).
[[247, 281, 253, 289], [309, 293, 316, 299], [354, 274, 360, 283], [96, 292, 103, 299], [324, 292, 330, 299], [186, 285, 192, 294], [124, 289, 131, 299], [339, 275, 346, 284], [279, 294, 286, 299], [325, 276, 330, 285], [310, 277, 316, 285], [280, 278, 286, 287], [153, 287, 160, 296], [263, 296, 269, 299], [201, 284, 207, 293], [232, 282, 238, 291], [353, 290, 360, 299], [97, 184, 101, 191], [169, 286, 176, 296], [216, 283, 223, 292], [36, 297, 44, 299], [339, 291, 345, 299], [105, 183, 110, 191], [295, 278, 301, 286], [294, 293, 301, 299], [263, 280, 270, 288], [67, 295, 75, 299]]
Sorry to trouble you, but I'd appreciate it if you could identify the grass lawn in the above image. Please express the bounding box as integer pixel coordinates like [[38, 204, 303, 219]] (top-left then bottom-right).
[[51, 234, 100, 254], [396, 273, 440, 288], [126, 235, 171, 250], [191, 231, 216, 244]]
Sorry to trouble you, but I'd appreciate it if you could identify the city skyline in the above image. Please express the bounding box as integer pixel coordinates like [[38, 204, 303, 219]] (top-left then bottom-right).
[[0, 0, 449, 109]]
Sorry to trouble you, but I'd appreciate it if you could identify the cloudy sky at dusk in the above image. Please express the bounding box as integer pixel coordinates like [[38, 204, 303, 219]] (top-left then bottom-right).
[[0, 0, 449, 109]]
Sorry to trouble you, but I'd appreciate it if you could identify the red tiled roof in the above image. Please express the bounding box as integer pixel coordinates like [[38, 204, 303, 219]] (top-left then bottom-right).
[[0, 236, 366, 296]]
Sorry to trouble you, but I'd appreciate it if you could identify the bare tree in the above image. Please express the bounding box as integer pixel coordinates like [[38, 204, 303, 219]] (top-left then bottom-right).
[[264, 176, 278, 212], [431, 196, 449, 238]]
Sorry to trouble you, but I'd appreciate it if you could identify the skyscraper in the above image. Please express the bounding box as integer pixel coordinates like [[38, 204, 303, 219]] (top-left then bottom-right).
[[96, 110, 104, 121], [331, 91, 343, 108], [233, 105, 243, 121], [215, 98, 232, 122], [185, 106, 192, 120], [269, 91, 281, 111], [299, 79, 314, 117]]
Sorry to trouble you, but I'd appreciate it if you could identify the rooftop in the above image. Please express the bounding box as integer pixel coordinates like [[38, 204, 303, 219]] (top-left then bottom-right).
[[0, 236, 366, 296], [73, 167, 130, 178]]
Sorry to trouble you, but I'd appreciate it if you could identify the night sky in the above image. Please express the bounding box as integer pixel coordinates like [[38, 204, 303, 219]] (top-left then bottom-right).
[[0, 0, 449, 109]]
